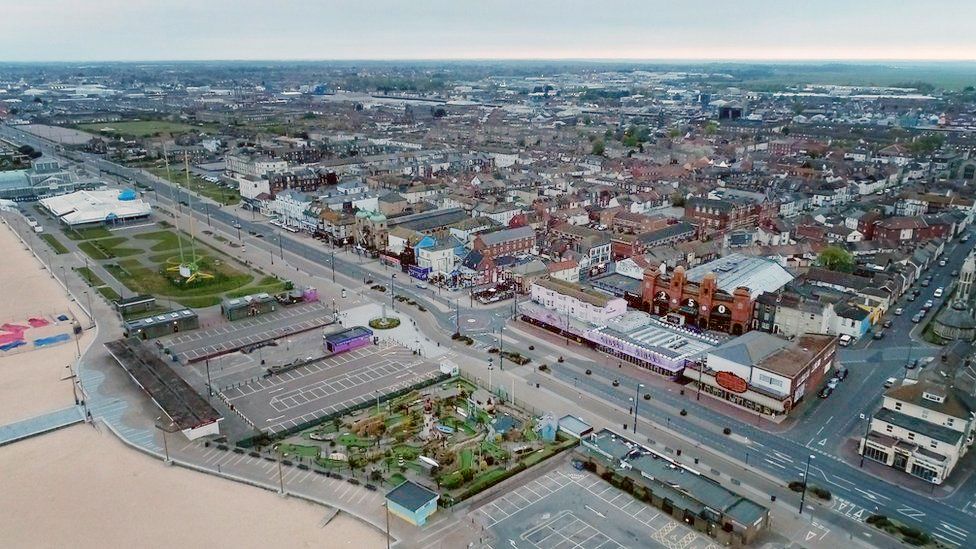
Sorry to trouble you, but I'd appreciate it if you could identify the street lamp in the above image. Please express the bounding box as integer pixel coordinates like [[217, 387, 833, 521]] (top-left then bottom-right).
[[278, 452, 289, 495], [154, 416, 177, 464], [488, 358, 494, 392], [390, 273, 396, 307], [799, 454, 815, 514], [633, 383, 645, 435], [498, 325, 505, 371]]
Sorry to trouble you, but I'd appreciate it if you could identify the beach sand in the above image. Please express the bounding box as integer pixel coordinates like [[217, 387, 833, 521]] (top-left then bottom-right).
[[0, 425, 386, 549], [0, 219, 94, 424]]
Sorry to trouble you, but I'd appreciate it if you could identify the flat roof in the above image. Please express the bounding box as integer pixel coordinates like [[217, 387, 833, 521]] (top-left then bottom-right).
[[323, 325, 373, 344], [685, 253, 794, 298], [758, 334, 835, 378], [599, 311, 721, 362], [535, 277, 616, 308], [385, 480, 438, 512], [105, 339, 220, 431], [123, 309, 197, 330]]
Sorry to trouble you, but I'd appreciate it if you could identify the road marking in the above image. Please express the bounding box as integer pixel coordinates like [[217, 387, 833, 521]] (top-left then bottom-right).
[[896, 506, 925, 519], [764, 458, 786, 470], [940, 522, 969, 536]]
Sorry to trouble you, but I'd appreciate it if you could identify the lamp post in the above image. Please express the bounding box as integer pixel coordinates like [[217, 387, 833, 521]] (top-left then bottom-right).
[[278, 452, 288, 495], [331, 248, 336, 283], [390, 273, 396, 307], [799, 454, 815, 514], [154, 416, 177, 464], [633, 383, 645, 435], [488, 358, 494, 393], [498, 325, 504, 371]]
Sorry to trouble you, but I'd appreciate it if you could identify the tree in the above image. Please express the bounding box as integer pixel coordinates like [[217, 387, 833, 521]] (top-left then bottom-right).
[[591, 140, 605, 156], [818, 246, 855, 273]]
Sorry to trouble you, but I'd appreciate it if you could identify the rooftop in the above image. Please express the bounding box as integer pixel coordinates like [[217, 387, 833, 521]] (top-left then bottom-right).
[[685, 253, 794, 298], [534, 277, 615, 308], [581, 429, 767, 527], [104, 339, 220, 431], [385, 480, 438, 512]]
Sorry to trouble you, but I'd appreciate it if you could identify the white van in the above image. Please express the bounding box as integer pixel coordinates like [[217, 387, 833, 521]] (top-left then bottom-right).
[[838, 334, 853, 347]]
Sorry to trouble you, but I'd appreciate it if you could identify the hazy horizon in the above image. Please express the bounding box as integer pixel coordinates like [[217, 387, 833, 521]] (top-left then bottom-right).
[[2, 1, 974, 63]]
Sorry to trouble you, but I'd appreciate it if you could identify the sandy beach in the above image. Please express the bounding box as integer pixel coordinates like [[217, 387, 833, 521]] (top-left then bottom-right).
[[0, 219, 93, 424], [0, 425, 385, 549]]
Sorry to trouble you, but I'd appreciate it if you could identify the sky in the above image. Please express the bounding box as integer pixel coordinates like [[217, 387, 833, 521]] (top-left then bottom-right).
[[2, 0, 975, 62]]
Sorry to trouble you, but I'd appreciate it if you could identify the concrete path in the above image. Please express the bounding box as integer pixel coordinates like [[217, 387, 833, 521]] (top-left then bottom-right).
[[0, 405, 86, 446]]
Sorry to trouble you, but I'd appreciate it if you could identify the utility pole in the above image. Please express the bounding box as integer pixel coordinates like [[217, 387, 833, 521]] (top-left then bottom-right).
[[799, 454, 814, 514], [455, 298, 460, 335], [205, 202, 212, 228]]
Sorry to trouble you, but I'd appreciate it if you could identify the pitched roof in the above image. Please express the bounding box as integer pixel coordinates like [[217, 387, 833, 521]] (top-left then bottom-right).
[[709, 331, 791, 367]]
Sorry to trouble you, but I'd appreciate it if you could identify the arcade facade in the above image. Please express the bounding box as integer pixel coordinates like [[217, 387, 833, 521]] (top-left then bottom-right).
[[641, 266, 753, 335]]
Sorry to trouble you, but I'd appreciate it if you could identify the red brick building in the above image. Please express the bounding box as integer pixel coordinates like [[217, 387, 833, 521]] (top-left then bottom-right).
[[472, 226, 535, 260], [641, 265, 754, 335], [871, 216, 951, 242]]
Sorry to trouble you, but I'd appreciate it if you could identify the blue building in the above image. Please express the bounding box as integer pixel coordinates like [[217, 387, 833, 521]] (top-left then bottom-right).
[[385, 480, 439, 526]]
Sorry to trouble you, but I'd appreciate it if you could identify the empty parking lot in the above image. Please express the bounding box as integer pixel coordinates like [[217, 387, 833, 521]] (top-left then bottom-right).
[[161, 301, 335, 362], [474, 465, 718, 549], [219, 341, 441, 434]]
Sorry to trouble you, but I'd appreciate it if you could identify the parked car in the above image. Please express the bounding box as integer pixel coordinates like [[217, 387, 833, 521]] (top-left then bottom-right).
[[952, 270, 959, 277], [873, 330, 885, 340], [907, 294, 916, 302], [883, 320, 893, 328], [939, 259, 947, 267], [921, 279, 930, 287], [924, 300, 934, 309], [884, 377, 898, 389], [416, 282, 427, 289], [819, 386, 833, 399], [838, 334, 853, 347], [912, 313, 923, 323], [934, 288, 944, 298], [894, 308, 904, 316], [827, 378, 840, 390], [962, 234, 971, 243]]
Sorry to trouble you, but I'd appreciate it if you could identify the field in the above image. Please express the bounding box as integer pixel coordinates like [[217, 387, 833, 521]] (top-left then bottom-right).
[[149, 166, 240, 205], [77, 120, 215, 138]]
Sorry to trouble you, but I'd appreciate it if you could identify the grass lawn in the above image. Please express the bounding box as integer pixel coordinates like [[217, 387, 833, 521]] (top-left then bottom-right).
[[97, 236, 143, 257], [134, 230, 196, 252], [337, 433, 373, 448], [389, 472, 407, 486], [225, 276, 289, 298], [274, 443, 321, 458], [149, 166, 241, 205], [103, 253, 254, 308], [78, 240, 113, 260], [460, 449, 474, 471], [97, 286, 120, 301], [40, 233, 69, 254], [480, 441, 509, 462], [75, 267, 106, 287], [78, 120, 212, 138], [64, 226, 113, 241]]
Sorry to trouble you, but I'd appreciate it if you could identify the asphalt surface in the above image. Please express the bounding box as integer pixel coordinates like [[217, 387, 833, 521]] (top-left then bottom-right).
[[4, 124, 974, 547]]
